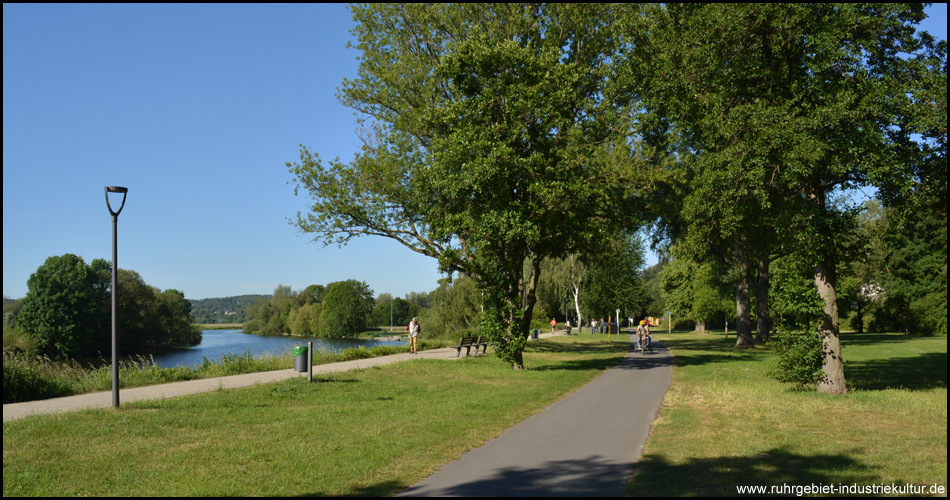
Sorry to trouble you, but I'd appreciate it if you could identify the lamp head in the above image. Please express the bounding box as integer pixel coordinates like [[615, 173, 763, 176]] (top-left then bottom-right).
[[105, 186, 128, 216]]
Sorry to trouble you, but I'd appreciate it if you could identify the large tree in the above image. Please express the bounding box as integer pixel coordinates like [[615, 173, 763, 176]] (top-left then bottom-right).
[[321, 279, 375, 337], [17, 254, 200, 358], [288, 4, 638, 368], [17, 254, 109, 359], [632, 3, 944, 393]]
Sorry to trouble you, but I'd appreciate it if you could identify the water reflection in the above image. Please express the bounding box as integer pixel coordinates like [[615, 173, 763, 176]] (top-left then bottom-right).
[[150, 329, 404, 369]]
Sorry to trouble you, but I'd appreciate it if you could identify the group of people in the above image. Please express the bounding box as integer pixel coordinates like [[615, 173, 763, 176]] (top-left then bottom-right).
[[582, 318, 611, 334], [548, 318, 623, 335], [407, 315, 651, 355], [564, 317, 652, 349]]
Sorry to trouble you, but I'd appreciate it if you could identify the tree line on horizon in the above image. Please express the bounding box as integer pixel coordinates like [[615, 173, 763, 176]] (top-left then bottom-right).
[[189, 295, 263, 324], [241, 231, 655, 340]]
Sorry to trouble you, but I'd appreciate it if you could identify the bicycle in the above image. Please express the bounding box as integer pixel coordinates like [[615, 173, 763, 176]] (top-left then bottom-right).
[[638, 334, 652, 355]]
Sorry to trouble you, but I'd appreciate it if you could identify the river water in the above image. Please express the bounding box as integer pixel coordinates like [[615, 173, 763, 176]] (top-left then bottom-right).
[[149, 329, 405, 369]]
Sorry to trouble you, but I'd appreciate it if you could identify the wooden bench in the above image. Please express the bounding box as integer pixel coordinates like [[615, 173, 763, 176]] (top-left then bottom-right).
[[450, 336, 478, 357], [474, 336, 489, 355]]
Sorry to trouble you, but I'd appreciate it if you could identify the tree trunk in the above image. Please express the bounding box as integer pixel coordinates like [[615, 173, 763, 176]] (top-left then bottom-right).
[[572, 284, 583, 331], [696, 320, 706, 335], [854, 302, 865, 334], [755, 255, 772, 342], [735, 236, 755, 347], [807, 182, 847, 394], [814, 260, 847, 394], [512, 256, 543, 370]]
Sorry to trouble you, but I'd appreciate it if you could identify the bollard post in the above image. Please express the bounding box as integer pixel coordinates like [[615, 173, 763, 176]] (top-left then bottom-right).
[[307, 341, 313, 382]]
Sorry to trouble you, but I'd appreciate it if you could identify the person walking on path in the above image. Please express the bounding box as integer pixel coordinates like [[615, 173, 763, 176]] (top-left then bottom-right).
[[406, 317, 421, 354], [551, 318, 557, 333]]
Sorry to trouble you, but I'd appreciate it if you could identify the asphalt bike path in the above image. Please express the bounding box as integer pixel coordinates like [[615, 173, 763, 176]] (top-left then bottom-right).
[[396, 333, 672, 497]]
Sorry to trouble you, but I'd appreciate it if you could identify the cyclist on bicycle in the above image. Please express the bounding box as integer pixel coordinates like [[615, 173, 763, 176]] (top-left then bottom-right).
[[637, 320, 651, 351]]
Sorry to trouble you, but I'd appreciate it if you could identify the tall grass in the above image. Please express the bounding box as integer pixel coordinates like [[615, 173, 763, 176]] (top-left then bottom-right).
[[625, 331, 947, 496], [3, 342, 444, 404]]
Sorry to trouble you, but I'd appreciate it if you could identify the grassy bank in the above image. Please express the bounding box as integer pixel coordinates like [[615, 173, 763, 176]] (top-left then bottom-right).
[[3, 335, 628, 496], [3, 341, 446, 404], [625, 332, 947, 496], [197, 323, 244, 330]]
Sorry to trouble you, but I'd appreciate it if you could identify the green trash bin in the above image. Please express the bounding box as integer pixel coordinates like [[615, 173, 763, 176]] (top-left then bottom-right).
[[293, 345, 308, 372]]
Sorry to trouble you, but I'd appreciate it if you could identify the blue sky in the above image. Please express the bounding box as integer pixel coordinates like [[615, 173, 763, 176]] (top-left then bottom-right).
[[3, 4, 946, 301]]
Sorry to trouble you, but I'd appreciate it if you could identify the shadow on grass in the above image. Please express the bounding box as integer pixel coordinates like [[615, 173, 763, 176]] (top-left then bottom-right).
[[839, 332, 937, 345], [655, 336, 773, 369], [846, 352, 947, 391], [525, 337, 633, 355], [339, 480, 407, 497], [626, 447, 895, 496]]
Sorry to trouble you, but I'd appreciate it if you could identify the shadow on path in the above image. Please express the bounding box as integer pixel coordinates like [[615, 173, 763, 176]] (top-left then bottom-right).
[[396, 455, 631, 497]]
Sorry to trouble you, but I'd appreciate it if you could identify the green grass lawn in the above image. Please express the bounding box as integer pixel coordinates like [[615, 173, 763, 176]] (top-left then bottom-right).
[[626, 331, 947, 496], [6, 332, 945, 496], [3, 335, 628, 497]]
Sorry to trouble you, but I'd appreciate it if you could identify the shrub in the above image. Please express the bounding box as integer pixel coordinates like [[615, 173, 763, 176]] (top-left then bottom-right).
[[767, 331, 825, 388]]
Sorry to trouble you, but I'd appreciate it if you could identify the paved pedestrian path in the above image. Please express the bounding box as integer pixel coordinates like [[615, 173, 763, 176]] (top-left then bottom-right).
[[397, 334, 672, 497], [3, 343, 474, 422]]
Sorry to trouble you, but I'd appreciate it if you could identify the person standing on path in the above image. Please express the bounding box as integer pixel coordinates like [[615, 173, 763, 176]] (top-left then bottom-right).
[[406, 317, 421, 354]]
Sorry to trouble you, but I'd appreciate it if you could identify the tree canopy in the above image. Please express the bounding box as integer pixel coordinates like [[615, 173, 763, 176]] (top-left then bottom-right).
[[288, 4, 640, 368], [631, 3, 946, 393]]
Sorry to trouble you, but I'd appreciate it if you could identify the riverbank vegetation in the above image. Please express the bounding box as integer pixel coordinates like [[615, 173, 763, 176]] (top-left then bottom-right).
[[2, 341, 444, 404], [5, 254, 200, 360], [3, 336, 628, 496]]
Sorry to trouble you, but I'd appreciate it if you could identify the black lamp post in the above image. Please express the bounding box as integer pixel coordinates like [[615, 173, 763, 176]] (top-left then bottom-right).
[[105, 186, 128, 408]]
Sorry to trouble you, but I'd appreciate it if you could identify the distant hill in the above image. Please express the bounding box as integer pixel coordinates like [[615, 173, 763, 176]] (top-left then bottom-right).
[[189, 295, 267, 324]]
